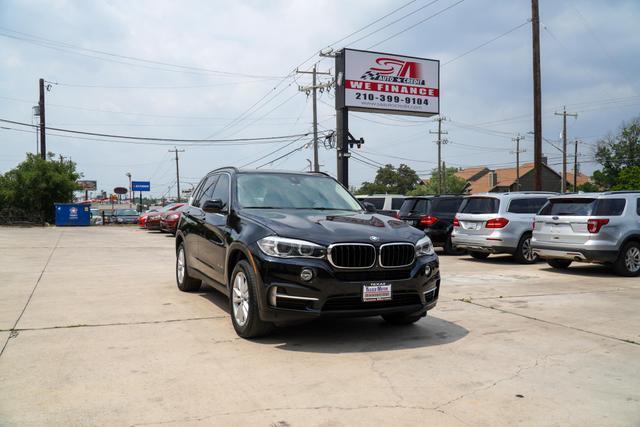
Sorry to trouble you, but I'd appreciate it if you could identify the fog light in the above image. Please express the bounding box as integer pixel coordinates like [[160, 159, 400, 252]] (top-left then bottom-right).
[[424, 265, 432, 276], [300, 268, 314, 282], [269, 286, 277, 307]]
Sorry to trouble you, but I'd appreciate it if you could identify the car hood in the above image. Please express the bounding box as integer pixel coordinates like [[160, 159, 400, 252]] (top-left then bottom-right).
[[240, 209, 423, 245]]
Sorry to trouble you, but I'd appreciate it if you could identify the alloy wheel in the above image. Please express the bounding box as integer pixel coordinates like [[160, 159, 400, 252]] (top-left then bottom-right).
[[522, 237, 536, 262], [625, 246, 640, 273], [232, 271, 250, 327], [177, 247, 185, 284]]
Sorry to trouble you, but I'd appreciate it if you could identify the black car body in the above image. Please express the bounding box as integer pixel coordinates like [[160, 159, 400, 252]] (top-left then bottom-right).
[[175, 168, 441, 338], [399, 196, 465, 254]]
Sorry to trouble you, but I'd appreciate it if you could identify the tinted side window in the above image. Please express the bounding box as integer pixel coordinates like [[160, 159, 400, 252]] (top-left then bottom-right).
[[508, 198, 548, 214], [194, 175, 218, 207], [594, 198, 626, 216], [637, 198, 640, 215], [431, 198, 463, 215], [391, 198, 405, 210], [364, 197, 385, 210], [211, 174, 230, 211]]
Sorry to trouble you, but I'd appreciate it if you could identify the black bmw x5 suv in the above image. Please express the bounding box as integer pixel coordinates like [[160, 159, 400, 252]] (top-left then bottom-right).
[[175, 168, 440, 338]]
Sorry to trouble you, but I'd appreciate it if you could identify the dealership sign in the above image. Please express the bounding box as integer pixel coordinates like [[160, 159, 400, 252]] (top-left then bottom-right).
[[336, 48, 439, 117]]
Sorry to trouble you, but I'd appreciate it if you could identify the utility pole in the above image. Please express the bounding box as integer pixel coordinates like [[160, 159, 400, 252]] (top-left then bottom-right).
[[169, 147, 185, 202], [511, 134, 526, 191], [531, 0, 542, 190], [429, 116, 448, 195], [38, 78, 46, 160], [573, 139, 580, 191], [126, 172, 132, 207], [296, 66, 332, 172], [554, 106, 578, 193]]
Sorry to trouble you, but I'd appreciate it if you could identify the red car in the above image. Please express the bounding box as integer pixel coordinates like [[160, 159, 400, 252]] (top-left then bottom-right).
[[160, 205, 187, 234], [146, 203, 184, 231], [138, 209, 159, 228]]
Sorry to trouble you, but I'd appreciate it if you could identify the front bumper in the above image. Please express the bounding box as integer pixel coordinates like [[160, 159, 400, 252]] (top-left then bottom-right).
[[251, 249, 440, 323], [531, 243, 618, 264]]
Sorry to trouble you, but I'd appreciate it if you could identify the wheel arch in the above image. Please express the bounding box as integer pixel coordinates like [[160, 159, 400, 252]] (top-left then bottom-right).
[[226, 242, 256, 287]]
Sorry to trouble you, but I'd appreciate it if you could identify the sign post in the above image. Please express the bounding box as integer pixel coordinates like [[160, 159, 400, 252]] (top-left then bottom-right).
[[334, 48, 440, 186], [131, 181, 151, 213]]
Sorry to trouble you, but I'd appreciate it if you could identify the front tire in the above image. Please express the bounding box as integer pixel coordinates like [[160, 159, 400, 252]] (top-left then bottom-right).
[[176, 242, 201, 292], [547, 259, 572, 269], [469, 251, 490, 260], [514, 233, 537, 264], [382, 313, 424, 325], [229, 260, 274, 338], [613, 242, 640, 277]]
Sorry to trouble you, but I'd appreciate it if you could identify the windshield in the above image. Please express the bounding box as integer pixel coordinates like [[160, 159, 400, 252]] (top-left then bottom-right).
[[115, 209, 138, 215], [237, 173, 362, 211], [460, 197, 500, 214]]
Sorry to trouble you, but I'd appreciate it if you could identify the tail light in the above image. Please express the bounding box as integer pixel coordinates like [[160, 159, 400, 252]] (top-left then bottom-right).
[[419, 215, 439, 226], [453, 216, 460, 227], [166, 214, 179, 221], [485, 218, 509, 229], [587, 218, 609, 233], [532, 220, 536, 230], [394, 211, 401, 219]]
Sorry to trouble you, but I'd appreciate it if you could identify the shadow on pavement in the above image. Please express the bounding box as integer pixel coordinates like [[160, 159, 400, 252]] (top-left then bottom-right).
[[198, 284, 469, 353], [539, 264, 617, 278]]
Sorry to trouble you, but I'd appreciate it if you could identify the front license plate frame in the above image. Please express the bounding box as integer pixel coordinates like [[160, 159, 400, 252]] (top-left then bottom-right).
[[362, 283, 392, 302]]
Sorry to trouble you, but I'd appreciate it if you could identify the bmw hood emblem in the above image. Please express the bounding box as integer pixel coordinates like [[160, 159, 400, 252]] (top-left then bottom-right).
[[369, 236, 380, 241]]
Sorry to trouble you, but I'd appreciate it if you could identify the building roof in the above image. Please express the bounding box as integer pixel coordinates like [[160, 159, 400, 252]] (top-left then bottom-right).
[[455, 166, 489, 181], [565, 171, 590, 187]]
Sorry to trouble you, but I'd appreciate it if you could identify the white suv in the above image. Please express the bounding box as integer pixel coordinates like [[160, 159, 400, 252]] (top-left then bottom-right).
[[356, 194, 405, 216], [532, 191, 640, 276], [452, 192, 555, 263]]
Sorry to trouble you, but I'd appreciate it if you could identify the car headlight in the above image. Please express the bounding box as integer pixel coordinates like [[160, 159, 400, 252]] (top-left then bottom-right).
[[415, 235, 435, 257], [257, 236, 325, 258]]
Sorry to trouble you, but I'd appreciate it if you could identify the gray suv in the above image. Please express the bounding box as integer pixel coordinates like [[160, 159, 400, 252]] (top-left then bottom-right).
[[452, 192, 554, 263], [532, 191, 640, 276]]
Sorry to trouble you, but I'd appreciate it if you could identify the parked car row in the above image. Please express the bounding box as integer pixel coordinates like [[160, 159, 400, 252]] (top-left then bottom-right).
[[440, 191, 640, 277], [139, 203, 185, 234], [90, 208, 140, 225]]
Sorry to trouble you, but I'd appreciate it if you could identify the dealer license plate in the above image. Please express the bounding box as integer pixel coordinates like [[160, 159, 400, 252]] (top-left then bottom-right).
[[362, 283, 392, 302]]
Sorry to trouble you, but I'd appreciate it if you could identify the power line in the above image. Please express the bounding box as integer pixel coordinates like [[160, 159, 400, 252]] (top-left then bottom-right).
[[0, 27, 285, 79], [442, 20, 530, 66], [48, 78, 281, 90], [239, 135, 309, 168], [367, 0, 466, 49], [0, 118, 314, 143]]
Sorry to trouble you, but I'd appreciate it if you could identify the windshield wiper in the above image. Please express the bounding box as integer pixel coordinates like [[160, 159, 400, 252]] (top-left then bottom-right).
[[242, 206, 281, 209]]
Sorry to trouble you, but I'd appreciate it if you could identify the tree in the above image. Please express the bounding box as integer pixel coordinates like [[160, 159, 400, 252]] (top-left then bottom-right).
[[611, 166, 640, 190], [356, 164, 420, 195], [593, 117, 640, 189], [0, 153, 81, 223], [408, 167, 468, 196], [576, 182, 600, 193]]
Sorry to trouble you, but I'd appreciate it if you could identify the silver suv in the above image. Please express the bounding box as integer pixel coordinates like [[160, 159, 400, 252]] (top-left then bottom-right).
[[452, 192, 554, 263], [532, 191, 640, 276]]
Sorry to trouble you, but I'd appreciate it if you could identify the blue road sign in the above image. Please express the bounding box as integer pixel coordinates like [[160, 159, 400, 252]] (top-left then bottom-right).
[[131, 181, 151, 191]]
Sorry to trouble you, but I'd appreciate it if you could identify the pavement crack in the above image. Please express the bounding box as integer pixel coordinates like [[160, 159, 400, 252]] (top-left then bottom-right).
[[0, 315, 228, 333], [0, 229, 64, 358], [368, 356, 403, 401], [459, 299, 640, 346]]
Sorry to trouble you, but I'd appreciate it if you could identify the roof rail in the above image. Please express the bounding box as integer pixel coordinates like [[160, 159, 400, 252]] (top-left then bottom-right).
[[602, 190, 640, 195], [207, 166, 239, 175]]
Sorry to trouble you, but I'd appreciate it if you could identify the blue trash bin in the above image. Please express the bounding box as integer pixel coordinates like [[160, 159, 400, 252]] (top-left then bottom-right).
[[54, 203, 91, 226]]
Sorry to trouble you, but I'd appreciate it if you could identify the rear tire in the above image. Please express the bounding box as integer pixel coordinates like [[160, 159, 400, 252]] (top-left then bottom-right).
[[176, 242, 201, 292], [229, 260, 274, 338], [547, 259, 572, 269], [382, 313, 423, 325], [514, 233, 537, 264], [469, 251, 490, 260], [613, 241, 640, 277]]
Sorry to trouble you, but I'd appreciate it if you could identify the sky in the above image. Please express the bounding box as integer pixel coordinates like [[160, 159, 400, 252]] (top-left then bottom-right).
[[1, 0, 639, 198]]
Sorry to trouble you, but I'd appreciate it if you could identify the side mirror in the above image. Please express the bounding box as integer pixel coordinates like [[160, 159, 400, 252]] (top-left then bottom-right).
[[202, 199, 225, 213], [363, 202, 377, 213]]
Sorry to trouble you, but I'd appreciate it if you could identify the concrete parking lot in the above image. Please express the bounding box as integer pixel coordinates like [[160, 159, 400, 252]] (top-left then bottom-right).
[[1, 226, 639, 426]]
